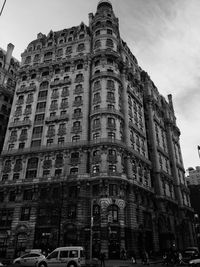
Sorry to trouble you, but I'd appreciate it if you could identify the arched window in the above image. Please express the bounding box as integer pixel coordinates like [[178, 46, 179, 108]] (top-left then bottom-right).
[[72, 135, 80, 142], [27, 157, 38, 169], [107, 204, 119, 223], [70, 168, 78, 175], [40, 81, 49, 90], [77, 63, 83, 70]]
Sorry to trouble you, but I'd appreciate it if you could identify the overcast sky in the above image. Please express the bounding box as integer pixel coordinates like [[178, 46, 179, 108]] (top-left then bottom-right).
[[0, 0, 200, 170]]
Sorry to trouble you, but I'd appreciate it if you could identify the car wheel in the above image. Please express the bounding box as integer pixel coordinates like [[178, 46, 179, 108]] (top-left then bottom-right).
[[39, 262, 47, 267], [15, 261, 20, 264], [67, 262, 77, 267]]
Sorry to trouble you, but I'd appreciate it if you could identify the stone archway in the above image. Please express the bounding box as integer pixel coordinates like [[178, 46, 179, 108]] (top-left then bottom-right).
[[14, 224, 30, 257]]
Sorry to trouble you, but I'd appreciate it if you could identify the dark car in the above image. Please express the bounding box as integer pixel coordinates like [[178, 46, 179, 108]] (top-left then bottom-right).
[[183, 247, 200, 263]]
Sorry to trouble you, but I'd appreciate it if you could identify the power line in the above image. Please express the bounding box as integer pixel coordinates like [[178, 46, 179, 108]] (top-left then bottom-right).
[[0, 0, 7, 17]]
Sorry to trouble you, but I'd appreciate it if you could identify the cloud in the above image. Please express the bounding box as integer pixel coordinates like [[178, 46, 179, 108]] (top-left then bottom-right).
[[117, 0, 200, 167]]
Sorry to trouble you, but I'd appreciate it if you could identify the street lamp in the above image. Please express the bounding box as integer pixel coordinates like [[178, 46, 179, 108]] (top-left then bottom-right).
[[89, 210, 93, 263]]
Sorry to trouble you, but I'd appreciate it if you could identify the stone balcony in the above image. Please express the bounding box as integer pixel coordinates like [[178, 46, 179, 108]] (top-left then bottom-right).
[[9, 120, 32, 129]]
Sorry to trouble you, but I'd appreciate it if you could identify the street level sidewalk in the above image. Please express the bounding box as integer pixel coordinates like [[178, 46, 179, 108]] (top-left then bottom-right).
[[86, 258, 163, 267]]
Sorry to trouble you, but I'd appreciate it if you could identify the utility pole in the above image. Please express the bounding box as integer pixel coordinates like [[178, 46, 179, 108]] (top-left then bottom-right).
[[0, 0, 7, 16]]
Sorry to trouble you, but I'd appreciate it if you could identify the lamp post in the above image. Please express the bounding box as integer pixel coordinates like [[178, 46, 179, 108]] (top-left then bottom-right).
[[89, 199, 94, 263]]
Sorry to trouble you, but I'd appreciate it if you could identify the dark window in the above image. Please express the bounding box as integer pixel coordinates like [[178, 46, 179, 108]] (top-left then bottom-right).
[[13, 173, 20, 180], [70, 168, 78, 175], [23, 189, 33, 201], [9, 191, 16, 202], [67, 205, 76, 219], [109, 184, 118, 196], [72, 135, 80, 142], [21, 207, 31, 221], [31, 140, 41, 147], [108, 204, 118, 223]]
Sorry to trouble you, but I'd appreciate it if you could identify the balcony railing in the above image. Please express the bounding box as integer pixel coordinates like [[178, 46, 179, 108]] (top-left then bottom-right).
[[45, 114, 69, 123], [74, 88, 84, 94], [71, 126, 82, 133], [32, 133, 43, 139], [60, 102, 69, 109], [2, 138, 127, 155], [73, 100, 83, 107], [16, 85, 36, 94], [9, 120, 32, 129], [72, 113, 83, 119], [90, 108, 124, 120], [91, 71, 121, 82], [50, 78, 71, 88], [70, 158, 81, 164]]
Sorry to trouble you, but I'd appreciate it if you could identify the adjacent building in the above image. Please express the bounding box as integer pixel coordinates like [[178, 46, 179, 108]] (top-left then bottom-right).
[[186, 166, 200, 185], [0, 43, 19, 152], [186, 167, 200, 249], [0, 0, 195, 259]]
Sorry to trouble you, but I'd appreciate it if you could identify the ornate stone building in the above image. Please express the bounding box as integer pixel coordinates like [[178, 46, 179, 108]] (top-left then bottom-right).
[[0, 0, 195, 259], [0, 43, 19, 152]]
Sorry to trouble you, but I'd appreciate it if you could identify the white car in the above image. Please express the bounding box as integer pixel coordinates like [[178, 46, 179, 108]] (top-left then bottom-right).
[[36, 246, 86, 267], [189, 258, 200, 265], [13, 252, 45, 266]]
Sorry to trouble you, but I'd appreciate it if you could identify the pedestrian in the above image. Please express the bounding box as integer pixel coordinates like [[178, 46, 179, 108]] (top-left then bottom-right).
[[121, 248, 126, 260], [99, 251, 105, 267], [131, 251, 137, 264], [142, 250, 149, 265]]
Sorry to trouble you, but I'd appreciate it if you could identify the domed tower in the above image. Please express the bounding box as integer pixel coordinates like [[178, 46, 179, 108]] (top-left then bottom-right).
[[88, 0, 128, 258]]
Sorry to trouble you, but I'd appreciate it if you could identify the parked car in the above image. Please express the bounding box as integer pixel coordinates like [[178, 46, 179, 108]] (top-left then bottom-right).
[[13, 251, 45, 266], [36, 246, 86, 267], [183, 247, 200, 263], [189, 258, 200, 266]]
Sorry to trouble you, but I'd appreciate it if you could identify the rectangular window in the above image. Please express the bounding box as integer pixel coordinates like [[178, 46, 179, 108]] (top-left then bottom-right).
[[36, 102, 46, 111], [31, 140, 41, 147], [34, 114, 45, 123], [23, 189, 33, 201], [21, 207, 31, 221]]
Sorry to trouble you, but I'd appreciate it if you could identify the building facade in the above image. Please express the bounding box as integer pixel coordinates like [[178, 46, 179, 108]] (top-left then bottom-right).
[[186, 166, 200, 185], [0, 0, 195, 259], [0, 43, 19, 152]]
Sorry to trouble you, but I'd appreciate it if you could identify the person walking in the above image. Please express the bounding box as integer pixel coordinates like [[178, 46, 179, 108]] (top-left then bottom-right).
[[99, 251, 105, 267]]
